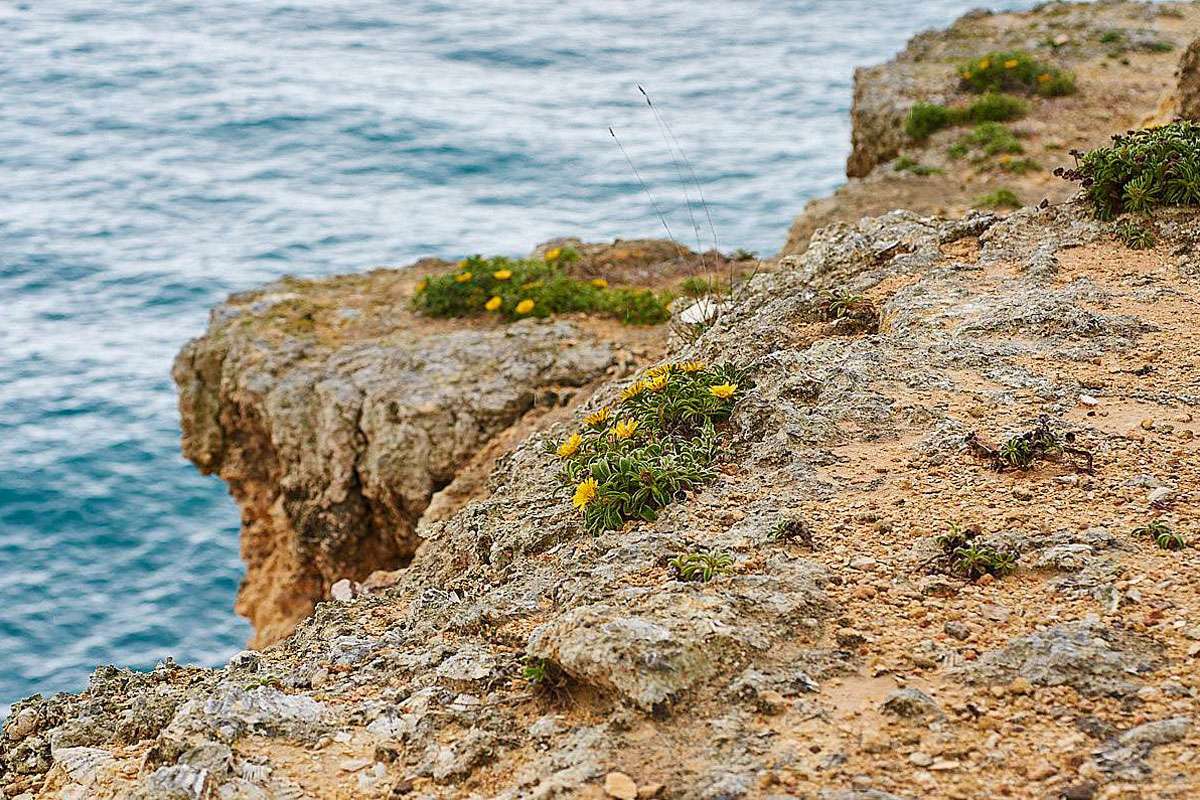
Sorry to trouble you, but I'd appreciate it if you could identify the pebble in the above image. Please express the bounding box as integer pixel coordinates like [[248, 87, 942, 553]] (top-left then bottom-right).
[[944, 621, 971, 641], [637, 784, 664, 799], [605, 771, 638, 800], [1079, 394, 1099, 407], [861, 729, 892, 754], [909, 752, 934, 767], [1026, 760, 1057, 780], [1148, 487, 1174, 506], [330, 579, 355, 602]]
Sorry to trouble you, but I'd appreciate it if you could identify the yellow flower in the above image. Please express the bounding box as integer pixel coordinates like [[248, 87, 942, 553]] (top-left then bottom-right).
[[646, 364, 672, 377], [646, 373, 669, 392], [591, 278, 608, 289], [545, 247, 562, 261], [572, 477, 598, 509], [962, 70, 973, 80], [493, 269, 513, 280], [619, 380, 647, 401], [556, 433, 582, 458], [583, 406, 611, 428], [678, 360, 706, 372], [515, 299, 535, 315], [455, 271, 473, 283], [613, 418, 640, 439], [709, 383, 737, 399], [485, 295, 502, 312], [1003, 59, 1019, 69], [978, 58, 990, 70], [1037, 73, 1051, 83], [416, 279, 428, 293]]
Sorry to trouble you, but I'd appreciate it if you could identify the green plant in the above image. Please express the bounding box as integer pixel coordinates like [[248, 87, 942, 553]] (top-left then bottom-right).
[[770, 515, 813, 547], [966, 416, 1094, 473], [413, 251, 670, 325], [965, 92, 1028, 123], [974, 188, 1022, 210], [557, 362, 747, 534], [1056, 121, 1200, 219], [894, 156, 943, 176], [959, 50, 1075, 97], [1133, 519, 1186, 551], [1113, 219, 1156, 250], [679, 276, 717, 297], [933, 523, 1018, 580], [950, 123, 1023, 160], [999, 157, 1042, 175], [816, 289, 879, 332], [731, 248, 758, 261], [906, 102, 959, 140], [670, 549, 734, 582]]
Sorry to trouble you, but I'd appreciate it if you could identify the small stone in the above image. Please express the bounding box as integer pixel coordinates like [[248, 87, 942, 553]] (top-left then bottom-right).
[[1026, 760, 1056, 780], [1012, 487, 1033, 501], [850, 556, 877, 570], [861, 729, 892, 754], [637, 784, 664, 799], [979, 603, 1010, 622], [852, 586, 877, 600], [1140, 418, 1155, 431], [1148, 487, 1174, 506], [930, 759, 960, 771], [605, 771, 638, 800], [1009, 677, 1033, 695], [1053, 33, 1070, 45], [836, 628, 867, 648], [944, 621, 971, 641], [1061, 782, 1098, 800], [882, 688, 944, 720], [330, 579, 355, 602], [757, 689, 787, 714], [339, 758, 372, 773], [1079, 394, 1099, 407], [909, 752, 934, 767]]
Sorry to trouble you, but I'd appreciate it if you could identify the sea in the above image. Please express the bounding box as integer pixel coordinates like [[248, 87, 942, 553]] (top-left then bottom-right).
[[0, 0, 1041, 712]]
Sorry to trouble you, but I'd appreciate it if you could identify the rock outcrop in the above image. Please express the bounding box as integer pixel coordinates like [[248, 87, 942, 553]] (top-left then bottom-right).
[[787, 1, 1199, 255], [6, 200, 1199, 800], [173, 242, 723, 647]]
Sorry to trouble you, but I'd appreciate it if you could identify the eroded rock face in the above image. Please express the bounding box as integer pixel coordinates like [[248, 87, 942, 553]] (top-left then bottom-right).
[[8, 203, 1200, 800], [1178, 38, 1200, 120]]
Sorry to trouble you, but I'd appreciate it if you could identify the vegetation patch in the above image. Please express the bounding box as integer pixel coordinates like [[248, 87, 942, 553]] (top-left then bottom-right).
[[973, 188, 1022, 210], [998, 156, 1041, 175], [894, 156, 943, 176], [949, 123, 1023, 161], [413, 247, 671, 325], [1133, 520, 1186, 551], [904, 93, 1027, 141], [958, 50, 1075, 97], [966, 416, 1093, 473], [669, 549, 734, 582], [1056, 121, 1200, 219], [934, 523, 1019, 580], [816, 289, 879, 333], [1113, 219, 1156, 250], [557, 361, 746, 534]]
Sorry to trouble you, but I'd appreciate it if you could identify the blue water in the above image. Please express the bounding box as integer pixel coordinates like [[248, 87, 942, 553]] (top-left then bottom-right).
[[0, 0, 1044, 711]]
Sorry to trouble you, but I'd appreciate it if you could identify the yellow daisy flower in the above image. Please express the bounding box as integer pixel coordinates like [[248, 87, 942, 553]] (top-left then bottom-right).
[[1003, 58, 1019, 69], [416, 279, 428, 293], [485, 296, 502, 312], [978, 58, 990, 70], [455, 272, 473, 283], [556, 433, 582, 458], [572, 477, 598, 509], [1037, 73, 1051, 83], [545, 247, 562, 261], [646, 373, 669, 392], [583, 406, 611, 428], [678, 360, 706, 372], [646, 364, 672, 377], [591, 278, 608, 289], [515, 299, 535, 314], [709, 383, 737, 399], [619, 380, 647, 401], [613, 418, 640, 440], [493, 269, 513, 280]]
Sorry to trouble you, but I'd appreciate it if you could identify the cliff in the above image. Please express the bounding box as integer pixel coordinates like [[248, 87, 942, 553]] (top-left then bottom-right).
[[4, 3, 1200, 800], [784, 0, 1200, 254]]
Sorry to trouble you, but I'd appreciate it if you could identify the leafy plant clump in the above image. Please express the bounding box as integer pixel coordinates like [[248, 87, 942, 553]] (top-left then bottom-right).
[[934, 523, 1019, 580], [959, 51, 1075, 97], [1056, 121, 1200, 219], [894, 156, 943, 176], [1113, 219, 1156, 250], [974, 188, 1022, 210], [816, 288, 879, 332], [904, 94, 1027, 141], [556, 361, 747, 534], [950, 123, 1023, 161], [1133, 519, 1186, 551], [966, 415, 1094, 473], [413, 247, 671, 325], [670, 549, 734, 582]]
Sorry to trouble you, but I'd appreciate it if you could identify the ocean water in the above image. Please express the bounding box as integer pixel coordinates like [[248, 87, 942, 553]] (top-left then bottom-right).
[[0, 0, 1040, 712]]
